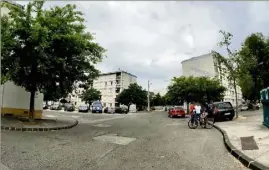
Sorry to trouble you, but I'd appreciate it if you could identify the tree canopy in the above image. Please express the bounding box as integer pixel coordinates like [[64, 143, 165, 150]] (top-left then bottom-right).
[[81, 88, 101, 106], [237, 33, 269, 101], [1, 1, 105, 121], [166, 76, 226, 112], [151, 93, 165, 106], [116, 83, 147, 111]]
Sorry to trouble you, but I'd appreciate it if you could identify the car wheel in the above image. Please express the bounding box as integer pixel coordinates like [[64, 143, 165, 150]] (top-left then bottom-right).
[[228, 116, 233, 121], [182, 115, 185, 118]]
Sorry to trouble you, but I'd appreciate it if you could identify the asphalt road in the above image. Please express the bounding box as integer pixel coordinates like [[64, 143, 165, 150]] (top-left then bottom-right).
[[1, 111, 247, 170]]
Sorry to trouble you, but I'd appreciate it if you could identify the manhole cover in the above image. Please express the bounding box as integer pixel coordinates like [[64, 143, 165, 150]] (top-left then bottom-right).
[[240, 136, 259, 150]]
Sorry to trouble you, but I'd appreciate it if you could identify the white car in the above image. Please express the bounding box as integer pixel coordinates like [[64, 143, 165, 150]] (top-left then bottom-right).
[[241, 105, 248, 111]]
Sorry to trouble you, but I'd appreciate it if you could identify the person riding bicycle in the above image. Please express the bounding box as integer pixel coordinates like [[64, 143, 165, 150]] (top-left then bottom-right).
[[191, 102, 201, 124], [194, 103, 201, 121]]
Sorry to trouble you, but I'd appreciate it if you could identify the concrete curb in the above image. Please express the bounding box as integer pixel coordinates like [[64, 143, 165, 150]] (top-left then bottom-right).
[[214, 124, 269, 170], [1, 119, 78, 132]]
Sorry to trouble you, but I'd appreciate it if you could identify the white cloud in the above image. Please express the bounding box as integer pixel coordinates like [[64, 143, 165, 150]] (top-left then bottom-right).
[[16, 1, 268, 94]]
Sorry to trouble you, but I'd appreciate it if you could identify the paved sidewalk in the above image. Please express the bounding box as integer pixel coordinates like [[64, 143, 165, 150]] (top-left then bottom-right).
[[216, 111, 269, 169], [1, 115, 78, 131]]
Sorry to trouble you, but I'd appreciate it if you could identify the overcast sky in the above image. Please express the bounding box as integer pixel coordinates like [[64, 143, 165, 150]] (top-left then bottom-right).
[[17, 1, 269, 95]]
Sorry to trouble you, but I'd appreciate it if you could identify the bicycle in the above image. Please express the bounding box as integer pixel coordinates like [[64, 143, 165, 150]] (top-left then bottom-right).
[[188, 111, 214, 129]]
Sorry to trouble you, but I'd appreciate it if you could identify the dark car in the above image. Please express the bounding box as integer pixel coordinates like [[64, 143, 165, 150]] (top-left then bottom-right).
[[50, 104, 62, 110], [64, 104, 75, 112], [92, 101, 102, 113], [104, 107, 115, 114], [115, 107, 128, 114], [43, 104, 49, 110], [78, 105, 89, 112], [208, 102, 235, 121]]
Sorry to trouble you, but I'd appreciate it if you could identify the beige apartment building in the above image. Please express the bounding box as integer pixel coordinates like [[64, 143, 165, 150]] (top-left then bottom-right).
[[181, 52, 243, 106], [92, 71, 137, 108]]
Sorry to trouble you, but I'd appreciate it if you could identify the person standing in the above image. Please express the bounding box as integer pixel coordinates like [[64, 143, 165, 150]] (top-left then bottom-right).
[[194, 103, 201, 122]]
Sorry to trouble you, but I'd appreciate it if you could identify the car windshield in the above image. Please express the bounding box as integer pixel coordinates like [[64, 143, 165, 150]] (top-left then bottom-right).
[[215, 102, 233, 109], [174, 107, 183, 110]]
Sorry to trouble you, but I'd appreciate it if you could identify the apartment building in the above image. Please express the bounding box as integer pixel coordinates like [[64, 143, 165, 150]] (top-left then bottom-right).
[[92, 71, 137, 108], [181, 52, 243, 106]]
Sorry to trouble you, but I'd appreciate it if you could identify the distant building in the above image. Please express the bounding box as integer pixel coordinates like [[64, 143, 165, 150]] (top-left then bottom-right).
[[181, 52, 243, 106], [92, 70, 137, 108]]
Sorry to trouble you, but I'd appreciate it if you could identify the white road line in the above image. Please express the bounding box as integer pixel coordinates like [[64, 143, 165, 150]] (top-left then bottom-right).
[[99, 148, 114, 158]]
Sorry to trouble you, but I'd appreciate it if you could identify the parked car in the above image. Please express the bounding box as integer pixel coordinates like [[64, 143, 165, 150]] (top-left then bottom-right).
[[208, 102, 235, 121], [64, 103, 75, 112], [241, 104, 249, 111], [104, 107, 115, 114], [115, 107, 128, 114], [92, 101, 103, 113], [43, 103, 49, 110], [50, 104, 62, 110], [168, 106, 185, 118], [78, 105, 89, 112]]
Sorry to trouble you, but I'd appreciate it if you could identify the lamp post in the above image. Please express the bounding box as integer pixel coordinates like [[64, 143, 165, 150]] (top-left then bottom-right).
[[147, 80, 152, 112]]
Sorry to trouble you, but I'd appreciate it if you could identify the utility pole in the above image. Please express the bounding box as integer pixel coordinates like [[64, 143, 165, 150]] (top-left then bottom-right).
[[147, 80, 151, 112]]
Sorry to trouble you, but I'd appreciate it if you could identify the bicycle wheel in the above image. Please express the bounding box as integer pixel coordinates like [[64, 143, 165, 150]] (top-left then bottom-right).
[[205, 117, 214, 129], [188, 119, 198, 129]]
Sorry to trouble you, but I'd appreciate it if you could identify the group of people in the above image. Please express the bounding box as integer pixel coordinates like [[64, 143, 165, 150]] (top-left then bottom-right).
[[189, 102, 208, 123]]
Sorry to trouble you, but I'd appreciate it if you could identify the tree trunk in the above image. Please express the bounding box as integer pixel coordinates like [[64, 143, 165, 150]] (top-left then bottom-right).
[[127, 104, 130, 113], [29, 63, 37, 122], [233, 78, 239, 118], [29, 89, 36, 122]]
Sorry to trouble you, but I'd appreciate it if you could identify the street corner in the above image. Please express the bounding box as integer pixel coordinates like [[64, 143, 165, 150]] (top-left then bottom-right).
[[214, 122, 269, 170], [1, 116, 78, 132]]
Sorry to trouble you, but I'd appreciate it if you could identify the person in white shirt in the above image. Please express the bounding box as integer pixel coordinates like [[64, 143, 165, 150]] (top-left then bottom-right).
[[194, 103, 201, 115]]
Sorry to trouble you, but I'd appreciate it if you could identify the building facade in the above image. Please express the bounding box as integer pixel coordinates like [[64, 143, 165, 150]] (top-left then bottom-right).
[[181, 52, 243, 106], [92, 71, 137, 108]]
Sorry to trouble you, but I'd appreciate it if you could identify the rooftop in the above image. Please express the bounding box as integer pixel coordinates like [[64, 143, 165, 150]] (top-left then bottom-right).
[[181, 52, 213, 64], [100, 70, 137, 78]]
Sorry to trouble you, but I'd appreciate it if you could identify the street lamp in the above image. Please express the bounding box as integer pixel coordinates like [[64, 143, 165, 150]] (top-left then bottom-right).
[[147, 80, 152, 112]]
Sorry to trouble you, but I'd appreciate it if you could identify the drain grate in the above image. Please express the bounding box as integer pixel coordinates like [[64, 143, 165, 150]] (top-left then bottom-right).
[[240, 136, 259, 150]]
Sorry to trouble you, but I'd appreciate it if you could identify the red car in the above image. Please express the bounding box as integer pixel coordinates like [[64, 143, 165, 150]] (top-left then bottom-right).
[[168, 106, 185, 118]]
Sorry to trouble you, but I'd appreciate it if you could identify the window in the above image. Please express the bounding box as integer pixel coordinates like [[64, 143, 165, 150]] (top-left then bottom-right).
[[215, 102, 233, 109], [105, 82, 107, 86], [110, 81, 113, 85]]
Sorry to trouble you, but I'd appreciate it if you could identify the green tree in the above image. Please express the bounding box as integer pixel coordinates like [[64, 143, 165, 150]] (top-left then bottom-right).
[[81, 88, 101, 107], [212, 30, 240, 118], [116, 83, 147, 112], [237, 33, 269, 101], [1, 1, 105, 121], [167, 76, 226, 113], [152, 93, 165, 106]]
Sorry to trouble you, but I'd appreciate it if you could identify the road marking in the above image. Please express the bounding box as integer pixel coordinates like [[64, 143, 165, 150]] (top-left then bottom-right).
[[70, 115, 81, 118], [79, 117, 125, 124], [45, 115, 56, 118], [93, 134, 136, 145], [99, 148, 114, 158], [93, 124, 111, 128]]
